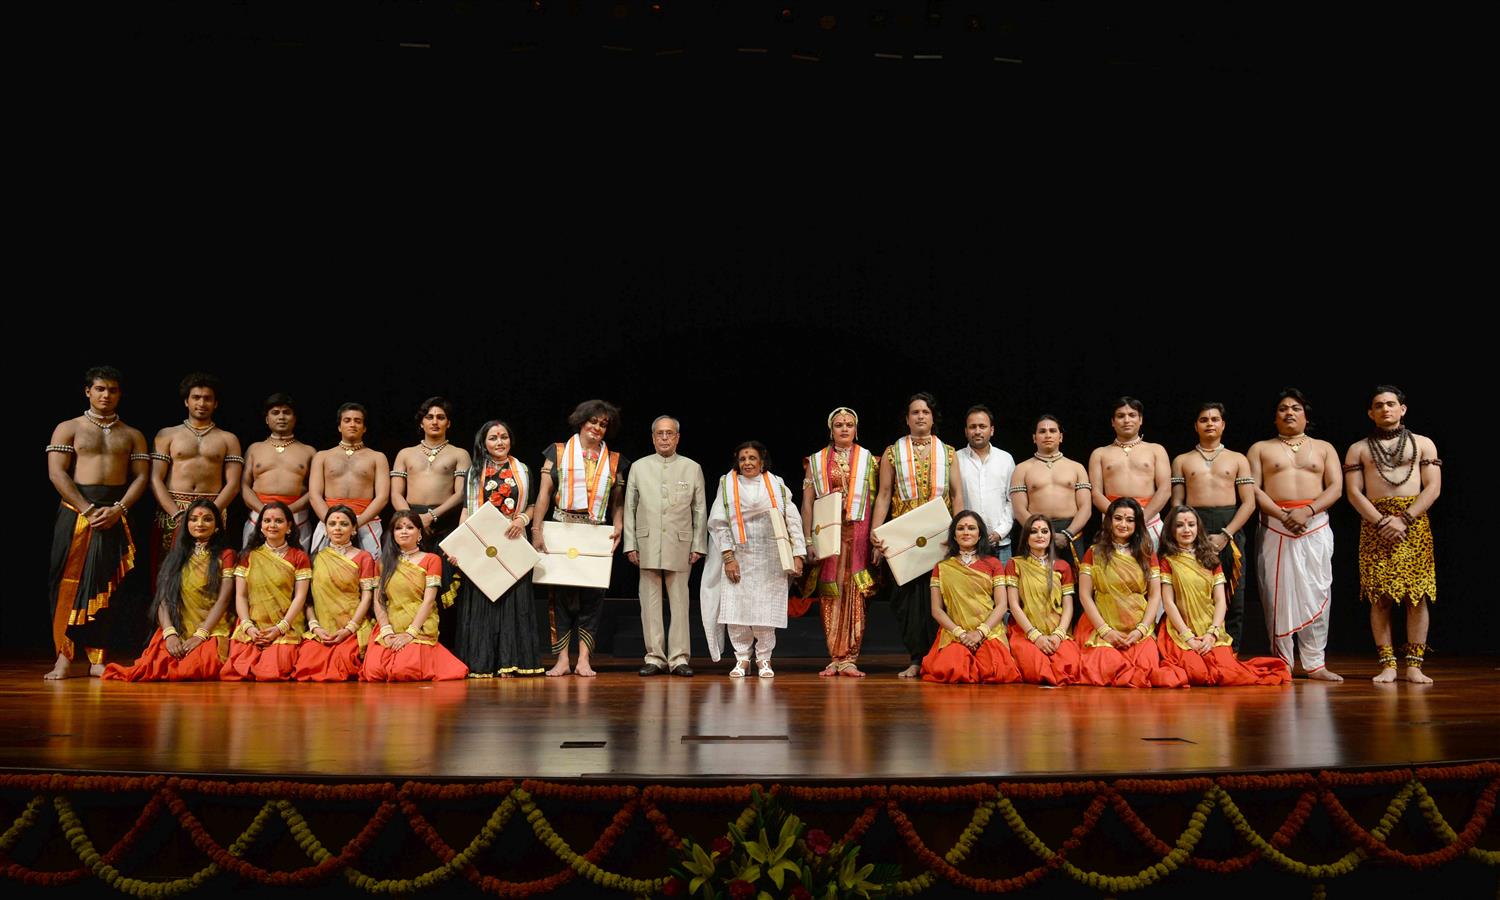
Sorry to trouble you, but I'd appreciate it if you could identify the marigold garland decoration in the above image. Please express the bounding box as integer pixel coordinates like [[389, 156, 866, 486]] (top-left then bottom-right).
[[0, 765, 1492, 896]]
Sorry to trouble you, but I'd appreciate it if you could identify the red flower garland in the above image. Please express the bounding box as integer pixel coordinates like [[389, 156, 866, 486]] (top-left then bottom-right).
[[3, 766, 1497, 895], [887, 800, 1052, 893]]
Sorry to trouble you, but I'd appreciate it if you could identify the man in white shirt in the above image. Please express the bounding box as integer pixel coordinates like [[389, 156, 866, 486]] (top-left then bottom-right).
[[955, 405, 1016, 563]]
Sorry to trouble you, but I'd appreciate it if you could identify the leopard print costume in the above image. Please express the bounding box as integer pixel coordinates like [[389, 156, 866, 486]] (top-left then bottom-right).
[[1358, 495, 1436, 605]]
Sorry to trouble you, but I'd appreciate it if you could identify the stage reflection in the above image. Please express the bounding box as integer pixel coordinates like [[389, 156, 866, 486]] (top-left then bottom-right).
[[2, 659, 1488, 780]]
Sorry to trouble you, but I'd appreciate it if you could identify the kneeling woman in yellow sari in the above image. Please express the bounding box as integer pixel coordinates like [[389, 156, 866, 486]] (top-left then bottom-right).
[[1158, 506, 1289, 686], [104, 499, 235, 681], [1006, 515, 1082, 686], [361, 510, 468, 682], [222, 501, 310, 681], [294, 505, 377, 682], [921, 511, 1021, 684], [1076, 498, 1187, 688]]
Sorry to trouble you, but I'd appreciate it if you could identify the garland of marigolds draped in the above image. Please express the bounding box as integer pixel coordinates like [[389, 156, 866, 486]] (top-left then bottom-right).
[[0, 766, 1494, 897]]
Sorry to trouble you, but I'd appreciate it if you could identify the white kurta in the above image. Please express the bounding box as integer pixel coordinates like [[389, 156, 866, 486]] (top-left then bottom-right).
[[700, 472, 806, 661]]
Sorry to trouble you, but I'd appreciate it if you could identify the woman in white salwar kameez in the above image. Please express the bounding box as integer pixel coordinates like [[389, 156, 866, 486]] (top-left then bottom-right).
[[701, 442, 806, 678]]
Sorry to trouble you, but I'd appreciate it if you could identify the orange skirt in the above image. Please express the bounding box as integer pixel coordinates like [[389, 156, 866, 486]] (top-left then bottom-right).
[[101, 629, 225, 682], [361, 641, 468, 682], [220, 640, 300, 682], [1158, 625, 1290, 686], [1075, 617, 1188, 688], [293, 638, 364, 682], [920, 635, 1021, 684], [1007, 621, 1081, 686]]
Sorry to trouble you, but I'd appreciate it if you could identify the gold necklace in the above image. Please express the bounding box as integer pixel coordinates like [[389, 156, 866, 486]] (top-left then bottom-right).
[[339, 441, 364, 457], [269, 435, 296, 454], [1113, 437, 1142, 455], [1278, 435, 1306, 454], [420, 440, 448, 464], [1033, 451, 1063, 468]]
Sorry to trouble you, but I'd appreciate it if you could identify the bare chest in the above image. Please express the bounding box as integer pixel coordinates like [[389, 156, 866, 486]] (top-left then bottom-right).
[[1182, 456, 1234, 485], [251, 446, 311, 479], [1100, 448, 1156, 478], [1264, 445, 1323, 475], [404, 448, 461, 479], [323, 451, 378, 481], [168, 428, 230, 463], [1023, 462, 1081, 492], [72, 424, 133, 459]]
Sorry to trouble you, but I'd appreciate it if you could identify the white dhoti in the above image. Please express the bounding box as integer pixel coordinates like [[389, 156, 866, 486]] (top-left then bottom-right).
[[1143, 513, 1164, 550], [1258, 508, 1333, 673], [311, 517, 384, 561], [244, 506, 314, 553]]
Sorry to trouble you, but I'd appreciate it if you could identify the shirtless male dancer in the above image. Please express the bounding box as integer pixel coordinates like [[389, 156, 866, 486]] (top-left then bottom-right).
[[1010, 414, 1092, 568], [1248, 389, 1344, 682], [241, 392, 316, 551]]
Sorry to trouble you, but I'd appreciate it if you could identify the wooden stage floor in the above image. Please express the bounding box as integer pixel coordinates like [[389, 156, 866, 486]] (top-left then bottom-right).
[[2, 655, 1495, 783]]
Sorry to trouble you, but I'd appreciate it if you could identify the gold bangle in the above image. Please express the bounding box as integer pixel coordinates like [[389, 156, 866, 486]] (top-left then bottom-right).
[[1050, 629, 1068, 639], [950, 626, 966, 639], [161, 627, 179, 638], [1026, 627, 1043, 642], [1135, 622, 1152, 638], [404, 624, 421, 637], [192, 628, 210, 641]]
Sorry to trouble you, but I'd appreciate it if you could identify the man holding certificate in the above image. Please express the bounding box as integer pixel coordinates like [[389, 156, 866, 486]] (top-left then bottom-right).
[[871, 393, 965, 678], [532, 400, 631, 678], [624, 416, 708, 677], [800, 407, 879, 678], [702, 441, 806, 678]]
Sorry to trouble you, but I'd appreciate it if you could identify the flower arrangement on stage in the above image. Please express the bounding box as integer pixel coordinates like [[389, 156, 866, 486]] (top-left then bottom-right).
[[667, 789, 894, 900]]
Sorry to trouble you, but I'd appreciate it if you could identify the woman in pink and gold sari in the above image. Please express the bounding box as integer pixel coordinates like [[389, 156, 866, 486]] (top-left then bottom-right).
[[800, 407, 879, 677]]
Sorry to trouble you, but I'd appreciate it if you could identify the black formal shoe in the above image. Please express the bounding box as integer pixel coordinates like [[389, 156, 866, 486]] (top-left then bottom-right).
[[670, 664, 695, 677], [639, 664, 668, 676]]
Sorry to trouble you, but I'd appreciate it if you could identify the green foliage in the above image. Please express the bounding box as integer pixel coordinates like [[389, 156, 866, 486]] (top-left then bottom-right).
[[665, 790, 890, 900]]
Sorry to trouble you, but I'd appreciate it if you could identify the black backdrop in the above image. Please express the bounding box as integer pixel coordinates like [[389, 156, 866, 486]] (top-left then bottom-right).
[[14, 243, 1487, 662]]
